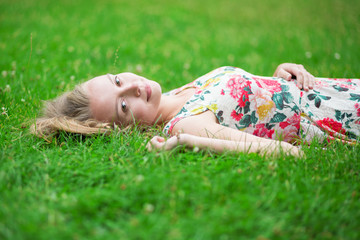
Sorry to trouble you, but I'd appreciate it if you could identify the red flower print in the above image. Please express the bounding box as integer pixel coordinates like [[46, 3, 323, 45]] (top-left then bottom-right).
[[231, 110, 243, 121], [195, 89, 203, 95], [237, 91, 250, 107], [253, 124, 275, 138], [221, 89, 225, 95], [279, 114, 300, 129], [355, 103, 360, 117], [280, 121, 290, 129], [316, 118, 345, 134], [252, 77, 282, 94], [168, 117, 182, 134]]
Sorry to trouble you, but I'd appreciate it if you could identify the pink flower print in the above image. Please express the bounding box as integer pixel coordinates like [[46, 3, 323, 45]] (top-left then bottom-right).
[[226, 75, 251, 107], [252, 77, 282, 94], [221, 89, 225, 95], [169, 117, 182, 134], [226, 75, 251, 99], [253, 124, 275, 139], [280, 125, 299, 142], [340, 83, 355, 90], [278, 114, 301, 142], [314, 79, 331, 89], [355, 103, 360, 117], [231, 110, 243, 121], [332, 78, 353, 82], [250, 87, 275, 121]]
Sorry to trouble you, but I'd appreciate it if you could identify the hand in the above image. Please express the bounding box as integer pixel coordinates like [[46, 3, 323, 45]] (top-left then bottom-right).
[[273, 63, 315, 91], [281, 142, 304, 157], [146, 135, 181, 151]]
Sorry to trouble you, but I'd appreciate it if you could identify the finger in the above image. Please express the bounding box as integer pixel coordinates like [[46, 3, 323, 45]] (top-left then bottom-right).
[[277, 68, 292, 81], [151, 140, 165, 149], [146, 142, 153, 151], [279, 63, 299, 76], [308, 73, 315, 89], [297, 71, 304, 89], [164, 136, 180, 150], [154, 136, 165, 142], [303, 73, 309, 91]]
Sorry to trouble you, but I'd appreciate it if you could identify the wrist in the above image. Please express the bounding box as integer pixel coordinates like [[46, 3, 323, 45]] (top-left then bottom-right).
[[178, 133, 189, 146]]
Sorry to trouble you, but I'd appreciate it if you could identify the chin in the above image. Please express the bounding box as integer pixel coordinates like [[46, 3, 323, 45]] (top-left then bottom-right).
[[152, 81, 162, 93]]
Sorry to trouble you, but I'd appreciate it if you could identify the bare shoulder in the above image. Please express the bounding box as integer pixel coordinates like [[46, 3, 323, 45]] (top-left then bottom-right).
[[172, 110, 218, 136]]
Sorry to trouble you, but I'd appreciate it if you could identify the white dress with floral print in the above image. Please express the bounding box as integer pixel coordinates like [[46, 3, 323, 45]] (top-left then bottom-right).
[[163, 66, 360, 144]]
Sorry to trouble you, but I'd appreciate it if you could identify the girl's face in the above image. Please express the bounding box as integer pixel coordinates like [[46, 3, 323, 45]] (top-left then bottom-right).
[[84, 72, 162, 126]]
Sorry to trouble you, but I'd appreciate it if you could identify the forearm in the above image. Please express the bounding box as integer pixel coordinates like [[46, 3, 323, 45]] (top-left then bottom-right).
[[180, 134, 299, 156]]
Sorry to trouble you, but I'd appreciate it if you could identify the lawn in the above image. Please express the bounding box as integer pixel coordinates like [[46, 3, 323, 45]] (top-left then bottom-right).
[[1, 0, 360, 239]]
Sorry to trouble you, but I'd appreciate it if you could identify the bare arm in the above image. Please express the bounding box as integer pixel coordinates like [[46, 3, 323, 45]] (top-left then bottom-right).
[[147, 133, 301, 156], [147, 111, 302, 156]]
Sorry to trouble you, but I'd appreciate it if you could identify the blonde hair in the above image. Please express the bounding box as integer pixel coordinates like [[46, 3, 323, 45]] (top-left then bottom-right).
[[31, 85, 113, 139]]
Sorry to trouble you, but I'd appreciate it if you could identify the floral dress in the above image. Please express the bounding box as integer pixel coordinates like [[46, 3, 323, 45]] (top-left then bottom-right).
[[163, 66, 360, 144]]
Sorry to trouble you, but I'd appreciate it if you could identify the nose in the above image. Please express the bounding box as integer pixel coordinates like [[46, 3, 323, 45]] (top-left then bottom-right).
[[123, 82, 141, 97]]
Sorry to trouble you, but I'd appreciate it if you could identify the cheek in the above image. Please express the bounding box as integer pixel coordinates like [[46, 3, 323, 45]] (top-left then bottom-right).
[[132, 102, 156, 124]]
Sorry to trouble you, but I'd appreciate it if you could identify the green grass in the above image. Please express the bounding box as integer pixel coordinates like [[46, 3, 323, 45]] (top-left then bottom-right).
[[1, 0, 360, 239]]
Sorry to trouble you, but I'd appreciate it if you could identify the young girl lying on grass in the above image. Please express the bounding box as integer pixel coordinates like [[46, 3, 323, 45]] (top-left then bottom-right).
[[32, 63, 360, 156]]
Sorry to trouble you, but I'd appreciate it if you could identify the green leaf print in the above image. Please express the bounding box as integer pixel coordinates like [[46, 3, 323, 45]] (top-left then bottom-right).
[[270, 113, 287, 123], [335, 110, 342, 121], [214, 73, 225, 78], [235, 105, 242, 113], [244, 101, 251, 114], [283, 92, 294, 103], [291, 105, 300, 112], [239, 115, 251, 128], [178, 107, 188, 115], [272, 93, 284, 110], [190, 95, 200, 102], [308, 94, 316, 100], [346, 131, 357, 139], [307, 90, 331, 108], [265, 123, 275, 129], [333, 85, 349, 92], [350, 93, 360, 102], [281, 85, 290, 92], [250, 111, 258, 124], [243, 86, 253, 94], [319, 95, 331, 100]]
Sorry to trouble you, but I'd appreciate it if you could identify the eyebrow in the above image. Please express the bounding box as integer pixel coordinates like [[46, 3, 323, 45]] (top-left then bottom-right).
[[107, 73, 114, 85], [107, 74, 120, 122]]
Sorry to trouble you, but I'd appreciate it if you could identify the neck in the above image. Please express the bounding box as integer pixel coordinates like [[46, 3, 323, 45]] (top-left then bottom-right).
[[154, 88, 195, 125]]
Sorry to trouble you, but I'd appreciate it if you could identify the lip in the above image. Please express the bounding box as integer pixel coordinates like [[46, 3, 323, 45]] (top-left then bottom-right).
[[145, 84, 152, 102]]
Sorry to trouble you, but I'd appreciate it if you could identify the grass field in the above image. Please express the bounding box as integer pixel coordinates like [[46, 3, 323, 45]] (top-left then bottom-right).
[[1, 0, 360, 239]]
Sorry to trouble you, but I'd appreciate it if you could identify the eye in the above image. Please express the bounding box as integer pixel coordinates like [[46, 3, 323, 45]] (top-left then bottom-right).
[[121, 100, 127, 112], [115, 76, 121, 86]]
